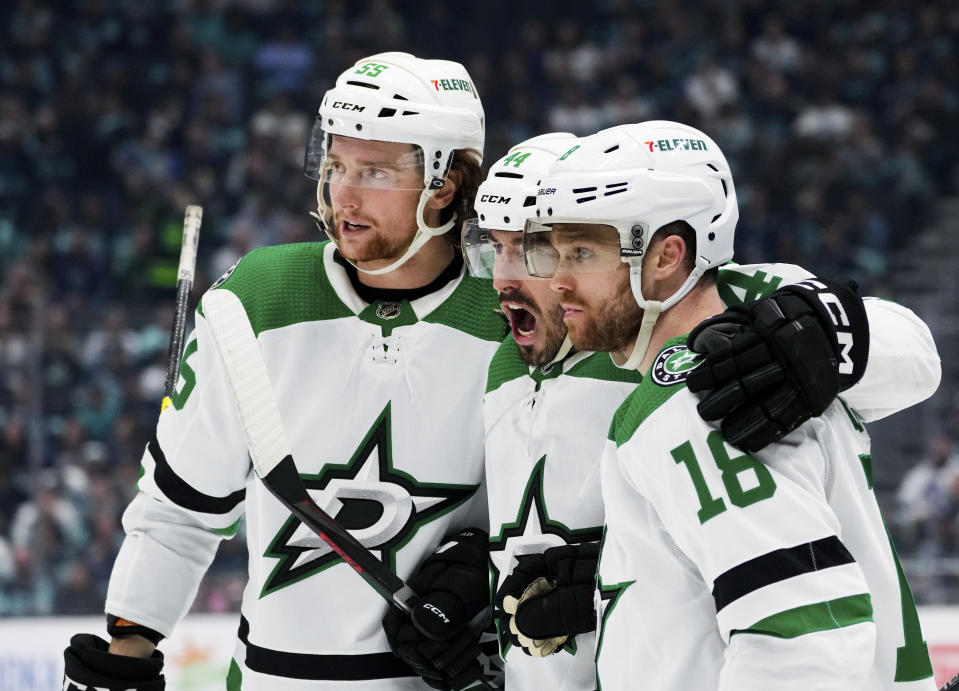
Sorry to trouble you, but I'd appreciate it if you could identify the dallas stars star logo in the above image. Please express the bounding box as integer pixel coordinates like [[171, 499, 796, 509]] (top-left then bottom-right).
[[595, 526, 634, 682], [489, 456, 602, 656], [260, 403, 477, 597]]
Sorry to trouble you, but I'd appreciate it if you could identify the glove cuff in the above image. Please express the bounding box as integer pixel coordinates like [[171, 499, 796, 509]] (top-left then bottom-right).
[[777, 278, 870, 390]]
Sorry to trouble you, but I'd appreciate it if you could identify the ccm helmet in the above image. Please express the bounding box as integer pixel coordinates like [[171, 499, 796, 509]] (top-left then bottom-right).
[[462, 132, 578, 279], [307, 52, 485, 274]]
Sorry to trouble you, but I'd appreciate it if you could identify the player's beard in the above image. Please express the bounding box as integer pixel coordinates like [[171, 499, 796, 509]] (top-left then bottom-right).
[[564, 280, 643, 355], [332, 217, 417, 263], [501, 289, 568, 368]]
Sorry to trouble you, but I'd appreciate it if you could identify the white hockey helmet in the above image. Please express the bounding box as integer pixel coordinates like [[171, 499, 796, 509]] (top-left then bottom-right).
[[306, 52, 485, 274], [525, 121, 738, 367], [462, 132, 578, 279]]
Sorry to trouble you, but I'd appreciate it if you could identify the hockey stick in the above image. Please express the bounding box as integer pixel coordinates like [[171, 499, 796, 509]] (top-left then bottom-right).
[[202, 287, 420, 611], [160, 205, 203, 413], [202, 288, 499, 690]]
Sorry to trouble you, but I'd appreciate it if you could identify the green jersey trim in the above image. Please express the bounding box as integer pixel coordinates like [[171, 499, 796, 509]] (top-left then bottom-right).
[[422, 274, 508, 343], [732, 593, 873, 639], [565, 352, 644, 385], [485, 336, 530, 394], [226, 658, 242, 690], [608, 336, 691, 447], [213, 242, 354, 336]]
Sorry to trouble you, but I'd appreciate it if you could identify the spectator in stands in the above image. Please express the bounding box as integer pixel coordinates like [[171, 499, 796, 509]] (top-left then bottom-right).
[[0, 0, 957, 615]]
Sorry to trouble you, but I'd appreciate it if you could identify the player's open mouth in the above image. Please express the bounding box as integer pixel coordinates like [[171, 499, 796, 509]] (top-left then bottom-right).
[[341, 220, 371, 235], [504, 302, 537, 345]]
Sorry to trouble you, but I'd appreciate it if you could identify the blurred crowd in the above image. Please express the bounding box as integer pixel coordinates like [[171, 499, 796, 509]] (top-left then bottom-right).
[[0, 0, 957, 615]]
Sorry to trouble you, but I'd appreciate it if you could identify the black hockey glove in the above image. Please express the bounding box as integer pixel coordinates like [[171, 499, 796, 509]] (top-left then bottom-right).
[[63, 633, 165, 691], [687, 277, 870, 453], [383, 528, 493, 690], [495, 542, 599, 657]]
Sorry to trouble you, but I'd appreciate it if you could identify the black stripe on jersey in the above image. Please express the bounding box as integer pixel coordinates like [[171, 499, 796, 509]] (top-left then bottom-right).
[[149, 436, 245, 515], [712, 536, 855, 612], [238, 615, 416, 680]]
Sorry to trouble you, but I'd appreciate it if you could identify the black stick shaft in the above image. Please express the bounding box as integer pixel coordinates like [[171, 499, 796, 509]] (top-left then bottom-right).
[[161, 205, 202, 412], [262, 456, 420, 612]]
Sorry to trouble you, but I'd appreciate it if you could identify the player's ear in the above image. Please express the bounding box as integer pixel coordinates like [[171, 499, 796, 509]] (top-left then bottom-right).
[[646, 233, 687, 280]]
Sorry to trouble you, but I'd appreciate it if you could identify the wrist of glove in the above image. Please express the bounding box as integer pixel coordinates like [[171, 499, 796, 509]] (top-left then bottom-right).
[[383, 528, 494, 690], [687, 277, 869, 452], [63, 633, 165, 691], [496, 542, 599, 658]]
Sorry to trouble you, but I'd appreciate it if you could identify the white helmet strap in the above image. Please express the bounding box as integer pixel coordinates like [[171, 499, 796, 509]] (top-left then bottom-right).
[[354, 188, 454, 275], [312, 186, 456, 276], [613, 254, 711, 371], [612, 300, 661, 371]]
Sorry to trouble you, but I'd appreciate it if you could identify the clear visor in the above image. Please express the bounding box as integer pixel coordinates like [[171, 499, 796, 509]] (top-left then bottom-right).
[[523, 220, 627, 278], [305, 118, 426, 191], [461, 220, 532, 280]]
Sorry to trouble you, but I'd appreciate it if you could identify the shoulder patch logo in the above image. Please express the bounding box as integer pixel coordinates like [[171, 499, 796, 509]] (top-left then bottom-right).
[[651, 344, 702, 386]]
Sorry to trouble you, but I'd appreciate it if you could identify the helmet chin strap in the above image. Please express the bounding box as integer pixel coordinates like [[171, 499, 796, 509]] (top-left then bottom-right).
[[611, 301, 662, 371], [311, 187, 455, 276], [611, 256, 711, 371]]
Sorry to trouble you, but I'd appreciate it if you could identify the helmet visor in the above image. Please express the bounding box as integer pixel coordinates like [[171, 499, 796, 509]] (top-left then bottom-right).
[[523, 220, 626, 278], [305, 118, 426, 191], [461, 220, 532, 280]]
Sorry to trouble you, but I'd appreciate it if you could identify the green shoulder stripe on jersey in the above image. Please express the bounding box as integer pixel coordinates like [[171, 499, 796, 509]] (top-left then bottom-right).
[[422, 274, 508, 343], [485, 335, 529, 394], [212, 241, 353, 336], [566, 351, 644, 385], [609, 337, 690, 447], [732, 593, 873, 639]]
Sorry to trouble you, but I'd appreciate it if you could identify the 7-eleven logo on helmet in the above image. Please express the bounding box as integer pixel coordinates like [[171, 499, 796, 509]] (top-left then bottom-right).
[[428, 78, 477, 97]]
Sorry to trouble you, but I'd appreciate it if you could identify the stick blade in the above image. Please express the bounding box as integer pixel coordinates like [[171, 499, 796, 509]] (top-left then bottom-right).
[[203, 288, 291, 477]]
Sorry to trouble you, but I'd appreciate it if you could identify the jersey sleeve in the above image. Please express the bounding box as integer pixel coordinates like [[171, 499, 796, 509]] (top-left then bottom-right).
[[719, 263, 941, 423], [105, 305, 252, 636], [616, 388, 876, 687], [841, 298, 941, 422]]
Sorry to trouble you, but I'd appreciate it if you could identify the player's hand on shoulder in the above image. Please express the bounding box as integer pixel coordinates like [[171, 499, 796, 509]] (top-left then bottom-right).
[[383, 528, 494, 690], [63, 633, 165, 691], [687, 277, 869, 453], [496, 541, 599, 657]]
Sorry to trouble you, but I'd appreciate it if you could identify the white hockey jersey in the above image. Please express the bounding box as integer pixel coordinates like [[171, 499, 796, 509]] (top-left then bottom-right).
[[595, 336, 936, 691], [485, 263, 940, 691], [106, 241, 507, 690]]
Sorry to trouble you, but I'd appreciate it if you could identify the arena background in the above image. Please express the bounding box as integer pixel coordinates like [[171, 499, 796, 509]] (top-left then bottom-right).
[[0, 1, 957, 688]]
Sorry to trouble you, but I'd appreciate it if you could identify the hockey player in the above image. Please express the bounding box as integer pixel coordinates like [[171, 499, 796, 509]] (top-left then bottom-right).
[[523, 121, 937, 689], [428, 131, 940, 691], [63, 52, 504, 691]]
